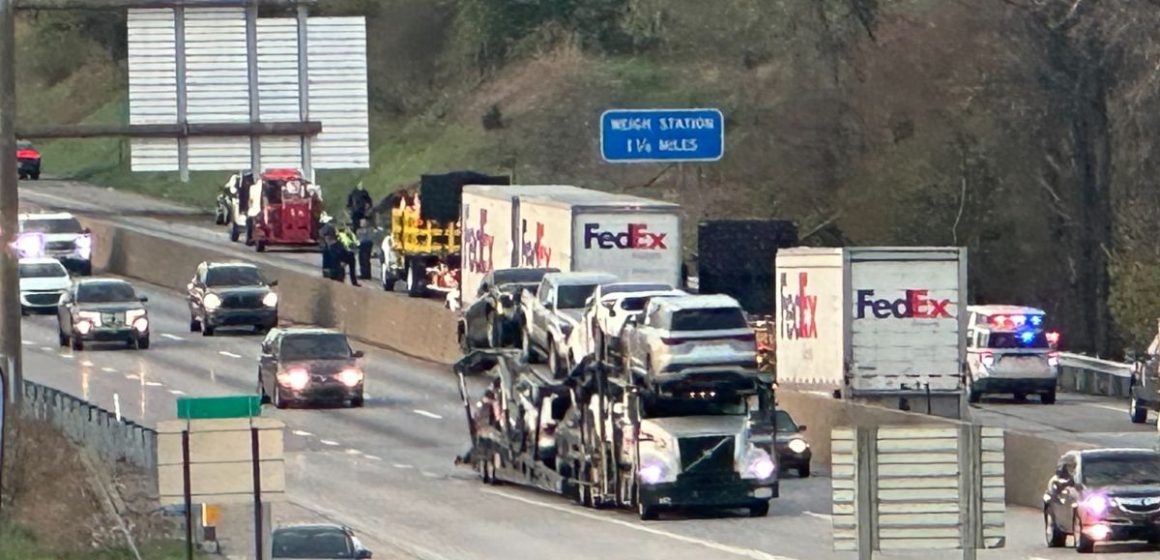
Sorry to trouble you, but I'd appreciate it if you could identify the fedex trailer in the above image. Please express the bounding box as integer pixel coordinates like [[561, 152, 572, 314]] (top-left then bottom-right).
[[460, 185, 683, 307], [774, 247, 968, 419]]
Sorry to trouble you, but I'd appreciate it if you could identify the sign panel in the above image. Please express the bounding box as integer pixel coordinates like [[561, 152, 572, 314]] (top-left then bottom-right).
[[177, 395, 261, 419], [157, 417, 285, 505], [831, 425, 1005, 552], [600, 108, 724, 163]]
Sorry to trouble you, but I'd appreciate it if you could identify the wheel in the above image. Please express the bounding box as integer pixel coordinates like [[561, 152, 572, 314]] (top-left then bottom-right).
[[202, 323, 215, 336], [1074, 513, 1094, 552], [20, 306, 29, 317], [190, 316, 201, 332], [256, 240, 267, 253], [273, 386, 287, 409], [136, 335, 150, 350], [350, 392, 364, 408], [258, 377, 271, 404], [1130, 391, 1148, 423], [636, 486, 658, 521], [70, 334, 83, 351], [798, 466, 810, 478], [30, 172, 39, 180], [486, 313, 500, 348], [17, 172, 25, 180], [1013, 392, 1026, 401], [748, 502, 770, 517], [1040, 390, 1056, 405], [521, 327, 538, 364], [595, 330, 606, 362], [967, 385, 981, 404], [406, 264, 427, 298], [548, 339, 561, 377], [255, 324, 271, 335], [1044, 509, 1066, 547], [229, 224, 240, 243]]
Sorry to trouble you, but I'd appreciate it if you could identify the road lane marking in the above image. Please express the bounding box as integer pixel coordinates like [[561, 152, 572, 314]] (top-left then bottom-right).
[[161, 334, 184, 341], [363, 455, 382, 461], [413, 409, 443, 419], [145, 381, 164, 387], [392, 463, 413, 469], [319, 440, 340, 446], [219, 351, 243, 359], [481, 488, 797, 560], [21, 340, 33, 345], [80, 360, 94, 367], [345, 449, 361, 455], [1081, 403, 1124, 414], [291, 430, 313, 437], [803, 511, 830, 521], [101, 367, 116, 373], [40, 346, 51, 352], [59, 353, 74, 359], [125, 374, 140, 380], [169, 389, 185, 395]]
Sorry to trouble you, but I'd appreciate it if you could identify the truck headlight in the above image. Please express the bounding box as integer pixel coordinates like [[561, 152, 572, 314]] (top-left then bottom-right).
[[338, 368, 363, 387], [788, 438, 809, 454], [263, 292, 278, 307], [277, 368, 310, 391], [742, 448, 776, 480], [204, 293, 221, 311], [639, 459, 668, 485]]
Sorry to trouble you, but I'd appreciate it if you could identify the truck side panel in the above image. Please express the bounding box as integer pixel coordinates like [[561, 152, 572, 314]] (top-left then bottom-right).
[[774, 249, 846, 389], [848, 249, 964, 393], [460, 192, 517, 307], [515, 201, 573, 271], [571, 211, 682, 286]]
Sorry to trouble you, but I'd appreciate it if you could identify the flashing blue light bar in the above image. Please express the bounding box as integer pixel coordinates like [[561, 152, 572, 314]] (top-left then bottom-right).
[[1019, 331, 1035, 344], [1030, 315, 1043, 326]]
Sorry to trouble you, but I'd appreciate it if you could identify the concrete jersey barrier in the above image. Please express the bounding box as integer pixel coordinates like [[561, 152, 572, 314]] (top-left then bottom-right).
[[75, 214, 1119, 509]]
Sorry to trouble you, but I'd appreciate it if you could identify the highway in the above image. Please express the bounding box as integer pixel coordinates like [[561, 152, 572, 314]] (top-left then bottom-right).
[[13, 180, 1160, 558]]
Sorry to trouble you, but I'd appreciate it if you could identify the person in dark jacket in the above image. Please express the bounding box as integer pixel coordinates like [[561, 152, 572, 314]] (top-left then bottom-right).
[[356, 218, 376, 280], [347, 182, 373, 227], [318, 216, 341, 280]]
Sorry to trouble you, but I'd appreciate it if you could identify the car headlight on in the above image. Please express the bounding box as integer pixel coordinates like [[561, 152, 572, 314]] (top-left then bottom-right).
[[1081, 493, 1112, 517], [77, 311, 102, 325], [338, 368, 363, 387], [639, 459, 668, 485], [742, 448, 776, 480], [263, 292, 278, 307], [75, 320, 93, 334], [788, 438, 809, 454], [204, 293, 221, 311], [277, 368, 310, 391], [74, 235, 92, 259], [14, 233, 44, 257]]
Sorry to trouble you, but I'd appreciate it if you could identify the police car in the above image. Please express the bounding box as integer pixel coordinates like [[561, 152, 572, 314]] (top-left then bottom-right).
[[16, 212, 93, 275], [965, 305, 1060, 404]]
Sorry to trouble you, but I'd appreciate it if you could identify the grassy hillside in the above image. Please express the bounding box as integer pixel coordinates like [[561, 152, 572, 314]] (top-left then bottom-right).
[[15, 0, 1160, 355]]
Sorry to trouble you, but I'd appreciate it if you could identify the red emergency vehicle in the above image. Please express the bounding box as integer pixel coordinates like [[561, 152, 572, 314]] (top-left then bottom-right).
[[251, 168, 322, 252]]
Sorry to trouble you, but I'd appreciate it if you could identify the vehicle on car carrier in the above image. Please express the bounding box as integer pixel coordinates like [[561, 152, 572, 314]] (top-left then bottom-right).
[[454, 350, 780, 520]]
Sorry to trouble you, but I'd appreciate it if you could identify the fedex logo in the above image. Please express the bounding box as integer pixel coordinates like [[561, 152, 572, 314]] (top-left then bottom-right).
[[780, 272, 818, 339], [855, 289, 953, 319], [464, 206, 494, 274], [583, 223, 667, 250], [521, 221, 552, 267]]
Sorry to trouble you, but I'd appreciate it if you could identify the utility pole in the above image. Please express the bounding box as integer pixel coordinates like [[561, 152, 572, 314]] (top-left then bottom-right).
[[0, 0, 23, 407]]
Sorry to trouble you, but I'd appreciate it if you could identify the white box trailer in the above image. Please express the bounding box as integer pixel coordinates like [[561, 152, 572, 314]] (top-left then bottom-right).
[[460, 185, 683, 307], [774, 247, 968, 418]]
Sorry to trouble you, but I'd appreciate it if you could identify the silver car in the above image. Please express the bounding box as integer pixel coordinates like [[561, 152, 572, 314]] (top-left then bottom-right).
[[620, 294, 757, 378]]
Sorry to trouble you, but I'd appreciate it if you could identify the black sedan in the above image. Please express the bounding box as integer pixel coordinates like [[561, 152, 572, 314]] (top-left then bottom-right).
[[57, 278, 150, 351], [459, 267, 558, 352], [1044, 448, 1160, 552], [258, 327, 366, 409], [272, 523, 372, 559], [187, 261, 278, 335], [773, 409, 811, 478]]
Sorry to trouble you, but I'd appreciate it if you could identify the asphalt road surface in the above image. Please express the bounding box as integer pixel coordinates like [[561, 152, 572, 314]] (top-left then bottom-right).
[[12, 180, 1160, 559]]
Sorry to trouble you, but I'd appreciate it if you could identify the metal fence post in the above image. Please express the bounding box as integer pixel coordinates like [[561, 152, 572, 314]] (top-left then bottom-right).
[[959, 424, 982, 559], [855, 426, 878, 560]]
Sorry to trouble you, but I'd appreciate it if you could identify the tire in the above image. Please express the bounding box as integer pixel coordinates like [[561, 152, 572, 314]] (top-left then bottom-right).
[[548, 339, 561, 377], [1074, 513, 1094, 553], [30, 172, 39, 180], [521, 327, 538, 364], [1040, 390, 1056, 405], [136, 335, 150, 350], [70, 334, 83, 352], [1044, 509, 1066, 548], [258, 377, 271, 405], [256, 240, 267, 253], [637, 486, 658, 521], [190, 317, 201, 332], [967, 385, 981, 404], [273, 387, 287, 409], [798, 466, 810, 478], [1130, 391, 1148, 424], [20, 306, 29, 317], [406, 263, 427, 298], [749, 502, 770, 517], [78, 262, 92, 276], [350, 392, 364, 408]]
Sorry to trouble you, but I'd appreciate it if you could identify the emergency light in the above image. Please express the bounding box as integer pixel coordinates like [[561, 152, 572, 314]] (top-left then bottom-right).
[[990, 314, 1046, 330], [13, 232, 45, 257]]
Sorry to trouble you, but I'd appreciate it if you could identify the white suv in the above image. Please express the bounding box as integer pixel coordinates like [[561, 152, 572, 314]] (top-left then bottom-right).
[[620, 294, 757, 379], [565, 283, 684, 367], [17, 212, 93, 275], [18, 257, 71, 314]]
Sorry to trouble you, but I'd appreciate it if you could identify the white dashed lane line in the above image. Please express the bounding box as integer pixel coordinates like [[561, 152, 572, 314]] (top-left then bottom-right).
[[292, 430, 313, 437], [101, 367, 116, 373], [125, 374, 140, 380], [40, 346, 51, 352], [413, 409, 443, 420], [59, 354, 74, 359], [21, 340, 33, 346], [169, 389, 185, 395], [161, 334, 184, 341], [80, 360, 94, 367], [145, 381, 164, 387], [345, 449, 361, 455], [392, 463, 412, 469], [319, 440, 340, 446], [218, 351, 243, 359]]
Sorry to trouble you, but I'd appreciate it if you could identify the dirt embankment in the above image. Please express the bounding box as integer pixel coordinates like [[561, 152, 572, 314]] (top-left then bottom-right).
[[1, 414, 175, 554]]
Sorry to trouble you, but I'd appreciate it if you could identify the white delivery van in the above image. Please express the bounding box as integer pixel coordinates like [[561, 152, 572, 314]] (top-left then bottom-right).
[[774, 247, 968, 418], [460, 185, 682, 307]]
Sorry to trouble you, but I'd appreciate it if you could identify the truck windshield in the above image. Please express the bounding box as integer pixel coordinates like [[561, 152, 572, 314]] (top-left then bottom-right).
[[557, 284, 599, 308], [1082, 455, 1160, 487], [642, 395, 747, 417], [21, 218, 83, 234], [988, 331, 1049, 349], [20, 262, 67, 278], [672, 308, 748, 331]]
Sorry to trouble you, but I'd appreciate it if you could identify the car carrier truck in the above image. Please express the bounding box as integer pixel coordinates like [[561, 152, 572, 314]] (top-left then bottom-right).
[[774, 247, 968, 419], [459, 185, 683, 308], [455, 350, 780, 520]]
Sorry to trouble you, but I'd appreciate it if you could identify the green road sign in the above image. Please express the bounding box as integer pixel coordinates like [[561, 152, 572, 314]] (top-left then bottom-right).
[[177, 395, 261, 420]]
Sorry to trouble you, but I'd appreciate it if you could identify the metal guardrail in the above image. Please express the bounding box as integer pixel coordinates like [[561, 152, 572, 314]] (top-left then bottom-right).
[[21, 380, 158, 472], [1057, 352, 1133, 398]]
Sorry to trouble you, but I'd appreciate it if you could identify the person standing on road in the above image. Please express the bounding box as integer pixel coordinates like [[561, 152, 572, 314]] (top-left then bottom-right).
[[337, 224, 361, 286], [347, 181, 373, 227], [356, 218, 376, 281], [319, 215, 340, 279]]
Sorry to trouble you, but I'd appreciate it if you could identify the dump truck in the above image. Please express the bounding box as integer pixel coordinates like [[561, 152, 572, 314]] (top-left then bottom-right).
[[455, 350, 780, 520], [774, 247, 968, 419]]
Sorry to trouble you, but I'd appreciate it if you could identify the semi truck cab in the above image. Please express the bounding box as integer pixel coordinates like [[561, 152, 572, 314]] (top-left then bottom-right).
[[965, 305, 1059, 404]]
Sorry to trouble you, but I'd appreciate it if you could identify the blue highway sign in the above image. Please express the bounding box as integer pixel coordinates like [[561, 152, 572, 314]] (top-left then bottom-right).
[[600, 108, 724, 163]]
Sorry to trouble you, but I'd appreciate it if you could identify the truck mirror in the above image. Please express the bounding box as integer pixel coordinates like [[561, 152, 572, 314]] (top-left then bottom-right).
[[798, 425, 807, 432]]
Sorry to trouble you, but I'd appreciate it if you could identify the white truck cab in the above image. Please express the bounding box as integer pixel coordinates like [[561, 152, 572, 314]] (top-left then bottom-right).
[[965, 305, 1059, 404]]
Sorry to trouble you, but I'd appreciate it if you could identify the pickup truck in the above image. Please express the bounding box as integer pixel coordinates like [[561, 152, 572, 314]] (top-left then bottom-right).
[[520, 271, 618, 377]]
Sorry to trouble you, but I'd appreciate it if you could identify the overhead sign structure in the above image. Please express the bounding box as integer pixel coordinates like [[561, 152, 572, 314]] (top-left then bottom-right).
[[127, 5, 369, 178], [831, 425, 1005, 559], [600, 108, 724, 163]]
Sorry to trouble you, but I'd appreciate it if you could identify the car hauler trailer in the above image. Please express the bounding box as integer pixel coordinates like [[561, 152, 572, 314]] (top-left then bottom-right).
[[455, 350, 780, 520], [774, 247, 968, 419], [459, 185, 683, 309]]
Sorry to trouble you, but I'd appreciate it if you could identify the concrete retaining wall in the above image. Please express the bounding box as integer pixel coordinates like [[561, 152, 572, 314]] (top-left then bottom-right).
[[75, 216, 1113, 509], [83, 219, 462, 364]]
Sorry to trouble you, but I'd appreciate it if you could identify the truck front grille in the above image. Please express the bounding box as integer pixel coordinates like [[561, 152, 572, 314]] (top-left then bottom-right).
[[678, 435, 735, 474], [221, 293, 265, 309]]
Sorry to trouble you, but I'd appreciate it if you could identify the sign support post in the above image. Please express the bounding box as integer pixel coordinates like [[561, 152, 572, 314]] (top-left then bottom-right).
[[181, 429, 193, 560], [251, 426, 264, 560]]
